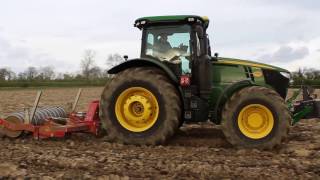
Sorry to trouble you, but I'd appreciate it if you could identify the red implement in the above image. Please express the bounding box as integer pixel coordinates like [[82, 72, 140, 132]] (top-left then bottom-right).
[[0, 101, 100, 139]]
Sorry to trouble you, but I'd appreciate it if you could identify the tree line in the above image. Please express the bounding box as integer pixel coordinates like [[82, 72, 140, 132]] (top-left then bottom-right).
[[0, 50, 124, 82], [0, 66, 56, 81], [291, 68, 320, 87]]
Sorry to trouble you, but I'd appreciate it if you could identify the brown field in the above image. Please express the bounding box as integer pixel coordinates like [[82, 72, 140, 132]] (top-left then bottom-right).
[[0, 87, 319, 179]]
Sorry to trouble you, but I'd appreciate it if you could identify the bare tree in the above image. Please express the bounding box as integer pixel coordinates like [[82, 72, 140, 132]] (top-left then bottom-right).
[[89, 66, 103, 79], [25, 67, 38, 80], [38, 66, 55, 80], [0, 68, 16, 81], [106, 53, 123, 70], [105, 53, 124, 78], [17, 72, 27, 80], [81, 49, 96, 80], [0, 68, 7, 81], [8, 70, 16, 80]]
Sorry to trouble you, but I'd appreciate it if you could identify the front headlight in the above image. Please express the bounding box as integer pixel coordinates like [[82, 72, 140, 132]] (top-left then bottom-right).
[[280, 72, 291, 79]]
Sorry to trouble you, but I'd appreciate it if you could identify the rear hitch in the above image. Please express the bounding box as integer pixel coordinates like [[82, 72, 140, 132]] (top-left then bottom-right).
[[288, 86, 320, 125]]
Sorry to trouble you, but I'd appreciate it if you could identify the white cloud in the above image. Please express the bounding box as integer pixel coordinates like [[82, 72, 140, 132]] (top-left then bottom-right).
[[249, 37, 320, 71], [0, 34, 73, 73], [260, 45, 310, 62]]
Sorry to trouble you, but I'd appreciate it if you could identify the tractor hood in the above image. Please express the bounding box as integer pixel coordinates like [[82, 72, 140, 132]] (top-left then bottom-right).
[[217, 57, 290, 73]]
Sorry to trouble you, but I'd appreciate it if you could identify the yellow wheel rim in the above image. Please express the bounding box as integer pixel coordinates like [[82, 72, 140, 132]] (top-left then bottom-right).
[[115, 87, 159, 132], [238, 104, 274, 139]]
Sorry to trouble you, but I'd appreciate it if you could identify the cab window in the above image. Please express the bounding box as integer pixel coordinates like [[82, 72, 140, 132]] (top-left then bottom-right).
[[143, 25, 191, 74]]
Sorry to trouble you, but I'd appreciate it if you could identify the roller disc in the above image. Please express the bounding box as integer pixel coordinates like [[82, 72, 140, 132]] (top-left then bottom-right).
[[3, 116, 24, 138]]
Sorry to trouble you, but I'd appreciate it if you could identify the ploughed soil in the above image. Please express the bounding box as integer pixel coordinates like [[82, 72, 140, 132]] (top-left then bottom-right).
[[0, 87, 319, 179]]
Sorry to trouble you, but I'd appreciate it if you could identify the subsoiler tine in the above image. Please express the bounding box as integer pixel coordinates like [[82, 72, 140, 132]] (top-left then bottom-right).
[[30, 91, 42, 125]]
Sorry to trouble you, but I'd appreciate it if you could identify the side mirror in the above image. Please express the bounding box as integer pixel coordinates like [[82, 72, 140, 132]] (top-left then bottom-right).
[[123, 55, 128, 61], [214, 52, 219, 58]]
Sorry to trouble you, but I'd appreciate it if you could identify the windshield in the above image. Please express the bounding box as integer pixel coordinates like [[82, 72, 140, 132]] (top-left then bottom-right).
[[142, 25, 191, 73]]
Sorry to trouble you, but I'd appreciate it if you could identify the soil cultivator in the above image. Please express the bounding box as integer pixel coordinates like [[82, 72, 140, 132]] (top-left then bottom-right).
[[0, 89, 101, 139]]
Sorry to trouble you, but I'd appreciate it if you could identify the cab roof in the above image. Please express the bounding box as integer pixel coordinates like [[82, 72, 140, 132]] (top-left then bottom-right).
[[134, 15, 209, 29]]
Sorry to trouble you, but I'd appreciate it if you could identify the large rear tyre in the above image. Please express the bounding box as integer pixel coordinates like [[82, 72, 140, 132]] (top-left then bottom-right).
[[100, 67, 181, 145], [221, 86, 291, 149]]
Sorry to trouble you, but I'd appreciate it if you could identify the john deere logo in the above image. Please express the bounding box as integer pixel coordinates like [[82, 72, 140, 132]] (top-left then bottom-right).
[[253, 71, 263, 77]]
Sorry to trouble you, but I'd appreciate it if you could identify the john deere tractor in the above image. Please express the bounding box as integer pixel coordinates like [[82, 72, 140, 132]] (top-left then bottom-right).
[[100, 15, 320, 149]]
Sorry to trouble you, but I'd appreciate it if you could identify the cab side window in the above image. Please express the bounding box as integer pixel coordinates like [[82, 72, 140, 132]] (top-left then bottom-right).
[[146, 34, 154, 56]]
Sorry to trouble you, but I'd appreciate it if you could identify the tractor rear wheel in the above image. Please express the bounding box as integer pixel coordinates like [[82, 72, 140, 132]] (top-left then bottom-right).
[[100, 67, 181, 145], [221, 86, 291, 149]]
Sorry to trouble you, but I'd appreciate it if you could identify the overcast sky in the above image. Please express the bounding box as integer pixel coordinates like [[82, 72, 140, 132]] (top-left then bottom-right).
[[0, 0, 319, 73]]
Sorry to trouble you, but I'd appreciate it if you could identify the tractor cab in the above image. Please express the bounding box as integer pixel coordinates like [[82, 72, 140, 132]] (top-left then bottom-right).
[[135, 15, 212, 98]]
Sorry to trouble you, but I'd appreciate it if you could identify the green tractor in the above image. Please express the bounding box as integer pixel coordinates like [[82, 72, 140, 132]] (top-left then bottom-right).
[[100, 15, 320, 149]]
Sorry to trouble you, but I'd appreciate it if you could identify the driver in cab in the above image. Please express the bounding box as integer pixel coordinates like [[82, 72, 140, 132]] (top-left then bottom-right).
[[155, 33, 172, 53], [153, 33, 188, 64]]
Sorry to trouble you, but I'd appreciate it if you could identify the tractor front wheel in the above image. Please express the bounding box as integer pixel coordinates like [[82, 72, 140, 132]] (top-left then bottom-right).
[[100, 67, 181, 145], [221, 86, 291, 149]]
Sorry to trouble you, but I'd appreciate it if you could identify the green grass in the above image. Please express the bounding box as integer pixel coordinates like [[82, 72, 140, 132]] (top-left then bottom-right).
[[0, 79, 110, 89]]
